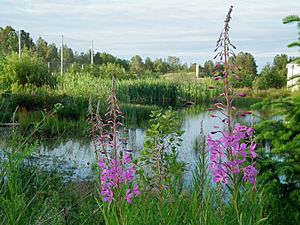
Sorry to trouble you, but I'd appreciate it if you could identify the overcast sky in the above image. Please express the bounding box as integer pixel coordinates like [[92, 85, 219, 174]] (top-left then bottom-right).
[[0, 0, 299, 69]]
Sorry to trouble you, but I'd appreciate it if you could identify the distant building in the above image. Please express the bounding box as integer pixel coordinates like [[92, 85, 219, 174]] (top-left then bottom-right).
[[287, 62, 300, 92]]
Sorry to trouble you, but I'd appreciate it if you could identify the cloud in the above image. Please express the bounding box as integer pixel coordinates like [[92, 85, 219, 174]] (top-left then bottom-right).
[[0, 0, 299, 68]]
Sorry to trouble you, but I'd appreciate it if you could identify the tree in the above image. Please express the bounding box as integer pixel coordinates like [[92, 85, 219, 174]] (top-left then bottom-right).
[[273, 54, 288, 85], [130, 55, 144, 76], [46, 43, 59, 71], [167, 56, 180, 72], [283, 15, 300, 50], [20, 30, 35, 51], [153, 58, 168, 74], [36, 37, 48, 60], [0, 26, 18, 56], [189, 63, 197, 72], [139, 108, 185, 190], [100, 52, 116, 65], [144, 57, 154, 72], [273, 54, 288, 71], [254, 54, 288, 90], [0, 27, 34, 55], [255, 64, 285, 90], [99, 63, 126, 79], [203, 60, 214, 76], [181, 62, 189, 72], [58, 45, 74, 71], [233, 52, 257, 88], [93, 52, 104, 65], [116, 58, 130, 71], [254, 96, 300, 224], [0, 52, 56, 91]]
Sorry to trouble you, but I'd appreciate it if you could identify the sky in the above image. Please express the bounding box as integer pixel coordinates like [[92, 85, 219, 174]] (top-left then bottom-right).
[[0, 0, 299, 70]]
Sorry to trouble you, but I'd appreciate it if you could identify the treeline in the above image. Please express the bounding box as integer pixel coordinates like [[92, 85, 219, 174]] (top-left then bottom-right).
[[0, 25, 296, 90], [0, 26, 196, 76], [205, 52, 295, 90]]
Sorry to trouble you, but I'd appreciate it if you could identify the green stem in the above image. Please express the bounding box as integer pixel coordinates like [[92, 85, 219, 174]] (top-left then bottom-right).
[[232, 175, 241, 225]]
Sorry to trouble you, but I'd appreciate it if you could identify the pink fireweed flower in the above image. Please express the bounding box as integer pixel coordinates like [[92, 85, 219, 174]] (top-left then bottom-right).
[[237, 93, 247, 97], [91, 77, 139, 205], [122, 153, 131, 165], [250, 142, 257, 158], [208, 124, 258, 186], [234, 75, 241, 81], [226, 160, 237, 174], [213, 167, 229, 184], [243, 165, 257, 185], [125, 189, 133, 204], [99, 156, 138, 204], [102, 188, 113, 203], [209, 161, 217, 171], [98, 160, 106, 169], [133, 184, 140, 196]]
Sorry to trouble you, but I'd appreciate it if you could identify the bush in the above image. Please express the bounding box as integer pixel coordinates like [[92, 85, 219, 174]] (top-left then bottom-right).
[[99, 62, 127, 79], [0, 52, 56, 92], [254, 96, 300, 224], [254, 64, 286, 90]]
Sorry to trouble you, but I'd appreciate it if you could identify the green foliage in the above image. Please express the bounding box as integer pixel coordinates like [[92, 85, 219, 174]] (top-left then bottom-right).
[[255, 96, 300, 224], [254, 64, 286, 90], [144, 57, 154, 72], [167, 56, 181, 72], [0, 24, 234, 76], [273, 54, 288, 84], [203, 60, 214, 76], [0, 148, 103, 224], [0, 26, 18, 56], [0, 52, 56, 92], [231, 52, 257, 88], [250, 88, 291, 101], [130, 55, 144, 76], [153, 58, 169, 74], [139, 108, 185, 190], [0, 72, 220, 139], [1, 109, 59, 224], [283, 15, 300, 50], [99, 62, 127, 79]]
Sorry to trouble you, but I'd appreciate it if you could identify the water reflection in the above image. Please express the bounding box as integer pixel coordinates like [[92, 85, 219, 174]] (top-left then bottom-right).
[[35, 105, 256, 183]]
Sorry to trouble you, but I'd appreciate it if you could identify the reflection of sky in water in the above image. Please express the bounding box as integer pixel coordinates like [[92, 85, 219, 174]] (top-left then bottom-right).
[[34, 107, 257, 183], [36, 140, 96, 180]]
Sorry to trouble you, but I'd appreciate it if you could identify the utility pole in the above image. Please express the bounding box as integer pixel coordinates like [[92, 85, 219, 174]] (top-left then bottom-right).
[[91, 40, 94, 65], [61, 35, 64, 76], [18, 30, 21, 59], [195, 63, 199, 78]]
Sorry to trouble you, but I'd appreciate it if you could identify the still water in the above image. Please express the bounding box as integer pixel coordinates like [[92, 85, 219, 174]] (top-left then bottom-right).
[[33, 104, 256, 184]]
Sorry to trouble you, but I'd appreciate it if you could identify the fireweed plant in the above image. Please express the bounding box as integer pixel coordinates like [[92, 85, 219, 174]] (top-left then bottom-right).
[[88, 77, 140, 223], [208, 6, 258, 223]]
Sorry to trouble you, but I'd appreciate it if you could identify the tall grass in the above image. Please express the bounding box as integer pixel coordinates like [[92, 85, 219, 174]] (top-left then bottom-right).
[[0, 123, 269, 225], [58, 72, 220, 105], [0, 84, 268, 225], [0, 72, 222, 137]]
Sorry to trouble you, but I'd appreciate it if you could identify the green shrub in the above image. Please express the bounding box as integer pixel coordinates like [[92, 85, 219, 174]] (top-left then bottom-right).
[[0, 52, 56, 92], [99, 62, 127, 79], [254, 64, 286, 90]]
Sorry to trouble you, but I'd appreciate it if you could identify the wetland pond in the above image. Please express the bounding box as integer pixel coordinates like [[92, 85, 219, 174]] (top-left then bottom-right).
[[2, 104, 258, 185]]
